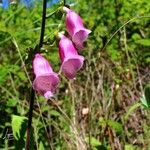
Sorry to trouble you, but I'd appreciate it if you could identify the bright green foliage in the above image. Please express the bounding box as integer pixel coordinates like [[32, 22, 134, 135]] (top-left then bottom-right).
[[39, 141, 45, 150], [144, 85, 150, 103], [125, 144, 137, 150], [0, 0, 150, 149], [85, 136, 102, 149], [141, 85, 150, 108], [11, 115, 27, 140], [6, 99, 17, 107], [124, 102, 141, 121], [136, 39, 150, 47]]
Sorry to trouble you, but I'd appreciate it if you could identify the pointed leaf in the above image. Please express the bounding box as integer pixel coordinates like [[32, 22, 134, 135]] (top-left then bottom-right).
[[11, 115, 27, 140]]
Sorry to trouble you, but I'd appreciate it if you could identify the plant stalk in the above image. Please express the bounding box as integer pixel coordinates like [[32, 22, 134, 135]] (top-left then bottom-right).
[[64, 0, 66, 6], [25, 0, 47, 149]]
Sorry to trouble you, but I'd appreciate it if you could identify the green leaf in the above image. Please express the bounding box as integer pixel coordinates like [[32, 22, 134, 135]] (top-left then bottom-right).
[[146, 57, 150, 63], [50, 110, 61, 117], [17, 72, 27, 81], [85, 136, 102, 147], [125, 144, 137, 150], [145, 85, 150, 103], [107, 120, 123, 134], [124, 102, 141, 121], [136, 39, 150, 46], [140, 95, 149, 108], [6, 99, 17, 107], [39, 141, 45, 150], [0, 65, 9, 84], [141, 85, 150, 108], [11, 115, 27, 140], [99, 118, 123, 134]]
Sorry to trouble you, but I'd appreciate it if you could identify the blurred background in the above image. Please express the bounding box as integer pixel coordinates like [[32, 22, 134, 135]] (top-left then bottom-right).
[[0, 0, 150, 149]]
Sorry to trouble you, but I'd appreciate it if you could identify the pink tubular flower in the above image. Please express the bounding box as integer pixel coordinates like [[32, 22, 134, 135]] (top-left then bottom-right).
[[58, 33, 84, 79], [63, 6, 91, 49], [33, 54, 60, 99]]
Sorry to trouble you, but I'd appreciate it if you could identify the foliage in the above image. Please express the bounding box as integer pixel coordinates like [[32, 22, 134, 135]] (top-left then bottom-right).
[[0, 0, 150, 149], [141, 85, 150, 108]]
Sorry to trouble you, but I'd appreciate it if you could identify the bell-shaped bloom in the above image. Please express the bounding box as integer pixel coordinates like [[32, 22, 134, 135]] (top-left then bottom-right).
[[33, 54, 60, 99], [63, 6, 91, 49], [58, 33, 84, 79]]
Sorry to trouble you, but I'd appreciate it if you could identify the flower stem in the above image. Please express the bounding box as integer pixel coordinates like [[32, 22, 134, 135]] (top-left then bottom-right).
[[39, 0, 47, 49], [64, 0, 66, 6], [25, 0, 47, 149]]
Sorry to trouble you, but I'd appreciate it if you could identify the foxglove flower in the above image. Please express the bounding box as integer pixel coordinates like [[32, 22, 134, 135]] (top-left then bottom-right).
[[33, 54, 60, 99], [63, 6, 91, 49], [58, 33, 84, 79]]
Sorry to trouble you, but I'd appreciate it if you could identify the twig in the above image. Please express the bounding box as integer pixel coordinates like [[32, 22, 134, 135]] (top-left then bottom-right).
[[63, 0, 66, 6], [39, 0, 47, 49], [25, 0, 47, 149]]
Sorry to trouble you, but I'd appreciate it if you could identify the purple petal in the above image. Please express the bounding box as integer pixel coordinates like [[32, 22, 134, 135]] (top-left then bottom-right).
[[33, 54, 53, 77], [61, 56, 84, 79], [33, 74, 60, 98], [65, 10, 84, 37], [58, 35, 78, 62], [44, 91, 54, 99], [73, 29, 91, 49]]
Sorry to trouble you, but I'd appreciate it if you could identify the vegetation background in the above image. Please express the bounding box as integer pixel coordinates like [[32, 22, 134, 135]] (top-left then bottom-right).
[[0, 0, 150, 149]]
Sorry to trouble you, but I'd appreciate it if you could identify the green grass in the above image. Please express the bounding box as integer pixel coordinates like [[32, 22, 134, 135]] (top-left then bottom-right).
[[0, 0, 150, 149]]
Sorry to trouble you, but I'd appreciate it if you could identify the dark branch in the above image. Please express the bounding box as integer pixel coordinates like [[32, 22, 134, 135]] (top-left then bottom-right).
[[64, 0, 66, 6], [39, 0, 47, 49], [25, 0, 47, 149]]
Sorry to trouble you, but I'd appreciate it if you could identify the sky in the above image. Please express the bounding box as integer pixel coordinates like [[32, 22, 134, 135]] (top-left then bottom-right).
[[0, 0, 60, 9]]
